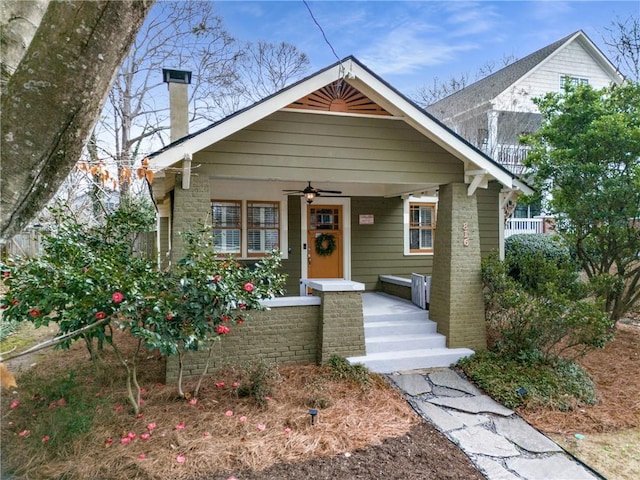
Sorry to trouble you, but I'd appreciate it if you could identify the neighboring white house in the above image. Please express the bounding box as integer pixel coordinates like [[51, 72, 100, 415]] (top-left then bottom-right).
[[426, 30, 624, 237]]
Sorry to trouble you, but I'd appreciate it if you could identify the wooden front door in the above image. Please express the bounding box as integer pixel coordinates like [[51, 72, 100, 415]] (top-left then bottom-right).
[[307, 205, 343, 279]]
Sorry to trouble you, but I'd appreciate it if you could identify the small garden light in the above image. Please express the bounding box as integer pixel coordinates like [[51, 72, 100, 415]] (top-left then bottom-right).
[[516, 387, 527, 396], [309, 408, 318, 425]]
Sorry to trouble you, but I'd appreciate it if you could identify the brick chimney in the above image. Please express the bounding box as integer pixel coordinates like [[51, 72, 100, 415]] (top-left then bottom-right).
[[162, 69, 192, 142]]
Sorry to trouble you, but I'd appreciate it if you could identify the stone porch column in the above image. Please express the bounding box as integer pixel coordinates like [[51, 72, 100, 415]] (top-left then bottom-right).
[[429, 183, 486, 351]]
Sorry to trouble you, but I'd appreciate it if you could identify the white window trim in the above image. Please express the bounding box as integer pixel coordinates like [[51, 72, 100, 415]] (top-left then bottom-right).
[[559, 75, 589, 89], [403, 196, 438, 256]]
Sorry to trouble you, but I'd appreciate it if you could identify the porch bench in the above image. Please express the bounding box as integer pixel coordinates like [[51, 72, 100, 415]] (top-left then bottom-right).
[[379, 274, 431, 309]]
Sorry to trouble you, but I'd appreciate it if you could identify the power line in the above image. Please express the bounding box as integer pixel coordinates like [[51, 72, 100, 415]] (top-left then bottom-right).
[[303, 0, 341, 64]]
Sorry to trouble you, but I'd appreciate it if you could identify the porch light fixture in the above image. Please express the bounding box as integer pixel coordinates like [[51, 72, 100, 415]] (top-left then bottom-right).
[[309, 408, 318, 425], [304, 190, 316, 204]]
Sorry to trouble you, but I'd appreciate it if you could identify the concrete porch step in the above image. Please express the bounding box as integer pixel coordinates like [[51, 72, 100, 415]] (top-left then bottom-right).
[[347, 347, 474, 374], [365, 319, 437, 336], [366, 333, 447, 353], [364, 310, 430, 323]]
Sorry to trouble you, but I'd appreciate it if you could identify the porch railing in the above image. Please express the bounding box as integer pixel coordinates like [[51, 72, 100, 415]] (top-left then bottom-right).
[[505, 218, 544, 238]]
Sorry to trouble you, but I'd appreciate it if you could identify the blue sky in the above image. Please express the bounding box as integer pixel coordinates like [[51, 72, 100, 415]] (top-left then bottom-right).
[[214, 0, 639, 93]]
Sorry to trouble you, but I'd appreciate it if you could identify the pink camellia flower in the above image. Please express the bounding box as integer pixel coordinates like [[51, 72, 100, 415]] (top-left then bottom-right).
[[140, 433, 151, 440], [2, 271, 11, 278], [188, 398, 198, 405], [56, 398, 67, 407], [239, 416, 247, 423], [1, 304, 8, 310], [238, 303, 247, 310], [111, 291, 124, 303], [215, 382, 225, 388], [225, 410, 234, 417], [105, 438, 113, 446], [146, 422, 157, 431], [127, 432, 137, 440], [156, 382, 164, 388], [138, 453, 147, 460], [29, 308, 41, 317], [9, 401, 19, 409], [18, 430, 30, 437], [140, 388, 147, 395], [120, 437, 131, 444], [203, 432, 211, 438], [114, 405, 124, 412], [284, 427, 292, 435], [176, 453, 186, 464], [136, 413, 144, 419], [265, 396, 272, 401], [95, 311, 106, 320], [175, 421, 185, 430], [215, 325, 230, 335], [42, 435, 51, 443], [220, 315, 230, 323], [236, 318, 244, 325], [11, 299, 20, 306], [243, 282, 254, 293], [256, 424, 266, 431], [165, 314, 174, 321], [212, 274, 222, 283], [232, 382, 239, 388]]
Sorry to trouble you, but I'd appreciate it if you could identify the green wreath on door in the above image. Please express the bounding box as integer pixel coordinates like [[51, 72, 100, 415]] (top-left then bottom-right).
[[315, 233, 336, 256]]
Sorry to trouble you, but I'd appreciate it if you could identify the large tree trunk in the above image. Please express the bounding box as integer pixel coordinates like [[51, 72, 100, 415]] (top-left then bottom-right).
[[1, 0, 154, 243]]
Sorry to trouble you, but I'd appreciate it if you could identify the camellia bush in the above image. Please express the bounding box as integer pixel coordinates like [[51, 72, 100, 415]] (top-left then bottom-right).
[[1, 199, 285, 414]]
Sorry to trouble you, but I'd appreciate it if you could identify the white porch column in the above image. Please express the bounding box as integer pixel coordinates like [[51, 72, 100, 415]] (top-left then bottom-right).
[[486, 110, 499, 158]]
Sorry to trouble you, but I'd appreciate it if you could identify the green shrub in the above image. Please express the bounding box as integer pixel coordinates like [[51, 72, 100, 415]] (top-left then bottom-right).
[[328, 355, 371, 387], [481, 253, 613, 362], [458, 351, 596, 410], [235, 359, 280, 407], [505, 233, 582, 297]]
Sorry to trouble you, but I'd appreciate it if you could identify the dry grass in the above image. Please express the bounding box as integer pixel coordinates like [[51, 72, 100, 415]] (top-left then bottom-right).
[[1, 331, 419, 480], [519, 322, 640, 435]]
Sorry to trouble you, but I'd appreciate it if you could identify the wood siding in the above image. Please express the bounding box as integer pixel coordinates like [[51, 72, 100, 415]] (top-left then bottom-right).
[[351, 197, 433, 291], [495, 40, 617, 112], [196, 111, 463, 185], [477, 182, 501, 257]]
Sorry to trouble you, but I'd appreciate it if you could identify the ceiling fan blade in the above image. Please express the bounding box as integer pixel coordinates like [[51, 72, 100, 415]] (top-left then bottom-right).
[[316, 189, 342, 194], [282, 189, 304, 193]]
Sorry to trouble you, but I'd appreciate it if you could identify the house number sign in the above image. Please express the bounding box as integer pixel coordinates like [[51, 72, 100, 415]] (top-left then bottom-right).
[[462, 222, 470, 247]]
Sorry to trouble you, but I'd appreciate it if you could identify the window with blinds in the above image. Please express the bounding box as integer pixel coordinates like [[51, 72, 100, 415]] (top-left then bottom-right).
[[409, 203, 436, 253]]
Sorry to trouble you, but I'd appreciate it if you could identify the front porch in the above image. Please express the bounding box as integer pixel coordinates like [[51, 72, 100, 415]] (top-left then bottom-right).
[[347, 292, 474, 373]]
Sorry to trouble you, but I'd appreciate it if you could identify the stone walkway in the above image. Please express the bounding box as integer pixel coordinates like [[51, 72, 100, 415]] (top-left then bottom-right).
[[389, 369, 603, 480]]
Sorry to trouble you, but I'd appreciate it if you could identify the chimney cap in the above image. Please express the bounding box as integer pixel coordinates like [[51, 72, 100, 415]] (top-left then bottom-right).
[[163, 69, 192, 85]]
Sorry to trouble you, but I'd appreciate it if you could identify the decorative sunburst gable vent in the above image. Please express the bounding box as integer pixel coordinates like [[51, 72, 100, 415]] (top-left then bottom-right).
[[286, 81, 391, 116]]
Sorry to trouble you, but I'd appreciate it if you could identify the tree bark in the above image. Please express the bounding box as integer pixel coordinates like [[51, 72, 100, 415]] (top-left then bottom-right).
[[1, 0, 154, 242]]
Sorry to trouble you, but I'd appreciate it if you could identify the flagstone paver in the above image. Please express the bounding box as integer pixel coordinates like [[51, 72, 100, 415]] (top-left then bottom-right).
[[391, 373, 431, 396], [450, 425, 521, 457], [428, 395, 514, 416], [448, 409, 489, 427], [414, 399, 465, 432], [506, 455, 599, 480], [432, 385, 469, 397], [475, 457, 521, 480], [493, 416, 562, 453], [428, 369, 481, 395]]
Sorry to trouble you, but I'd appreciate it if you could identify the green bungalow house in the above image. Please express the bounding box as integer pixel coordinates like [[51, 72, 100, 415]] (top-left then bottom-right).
[[147, 57, 531, 377]]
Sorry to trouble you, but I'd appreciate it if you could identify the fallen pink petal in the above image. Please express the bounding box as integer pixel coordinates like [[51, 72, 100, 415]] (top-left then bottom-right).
[[239, 416, 247, 423], [136, 413, 144, 419], [156, 382, 164, 388], [215, 382, 225, 388], [120, 437, 131, 444], [140, 388, 147, 395], [41, 435, 50, 443], [284, 427, 292, 435], [176, 453, 186, 464], [188, 398, 198, 405], [114, 405, 124, 412], [146, 422, 157, 431], [203, 432, 211, 437], [9, 401, 19, 409], [225, 410, 234, 417], [105, 438, 113, 446], [256, 424, 266, 431], [232, 382, 239, 388], [140, 433, 151, 440], [18, 430, 30, 437], [127, 432, 137, 439], [138, 453, 147, 460], [175, 421, 185, 430]]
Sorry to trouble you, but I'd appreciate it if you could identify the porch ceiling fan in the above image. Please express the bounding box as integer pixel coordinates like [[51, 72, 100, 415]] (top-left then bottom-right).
[[283, 181, 342, 204]]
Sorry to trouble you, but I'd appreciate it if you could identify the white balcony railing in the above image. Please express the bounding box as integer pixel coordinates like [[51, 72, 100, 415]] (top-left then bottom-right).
[[505, 218, 544, 238]]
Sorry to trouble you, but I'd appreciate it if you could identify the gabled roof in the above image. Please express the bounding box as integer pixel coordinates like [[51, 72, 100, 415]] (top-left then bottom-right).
[[426, 30, 623, 119], [148, 56, 522, 191]]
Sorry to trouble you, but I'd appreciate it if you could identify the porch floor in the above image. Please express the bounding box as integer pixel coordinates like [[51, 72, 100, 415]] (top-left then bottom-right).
[[348, 292, 474, 373]]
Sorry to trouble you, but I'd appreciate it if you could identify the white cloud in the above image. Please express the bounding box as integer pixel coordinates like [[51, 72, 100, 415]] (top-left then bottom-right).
[[358, 24, 478, 75]]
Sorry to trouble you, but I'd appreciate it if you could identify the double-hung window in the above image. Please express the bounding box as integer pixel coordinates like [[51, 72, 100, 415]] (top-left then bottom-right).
[[212, 201, 241, 255], [212, 200, 281, 257], [404, 196, 437, 255], [560, 75, 589, 89], [247, 201, 280, 256]]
